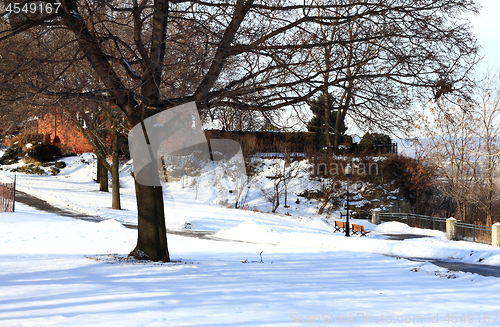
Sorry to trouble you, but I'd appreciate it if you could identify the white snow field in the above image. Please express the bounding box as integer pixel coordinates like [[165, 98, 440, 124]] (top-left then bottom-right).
[[1, 153, 500, 326]]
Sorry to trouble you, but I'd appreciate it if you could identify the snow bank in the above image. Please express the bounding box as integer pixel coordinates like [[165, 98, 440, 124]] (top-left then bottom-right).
[[216, 218, 279, 242], [213, 218, 500, 267], [373, 221, 445, 237], [95, 219, 126, 231], [0, 205, 135, 255]]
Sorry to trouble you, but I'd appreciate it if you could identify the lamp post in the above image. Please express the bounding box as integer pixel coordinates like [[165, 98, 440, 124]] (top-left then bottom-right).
[[344, 163, 352, 237]]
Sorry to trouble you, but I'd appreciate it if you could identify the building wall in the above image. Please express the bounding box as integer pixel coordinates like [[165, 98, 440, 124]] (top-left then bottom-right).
[[38, 113, 93, 154]]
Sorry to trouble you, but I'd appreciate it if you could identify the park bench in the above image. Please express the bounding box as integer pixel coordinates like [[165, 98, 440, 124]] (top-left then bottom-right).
[[352, 224, 370, 237], [334, 221, 346, 233]]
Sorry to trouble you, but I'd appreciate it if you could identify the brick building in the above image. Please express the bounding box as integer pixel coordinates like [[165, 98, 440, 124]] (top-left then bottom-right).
[[38, 112, 93, 154]]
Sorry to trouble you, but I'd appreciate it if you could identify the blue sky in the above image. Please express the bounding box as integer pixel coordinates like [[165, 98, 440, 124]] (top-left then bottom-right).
[[469, 0, 500, 78]]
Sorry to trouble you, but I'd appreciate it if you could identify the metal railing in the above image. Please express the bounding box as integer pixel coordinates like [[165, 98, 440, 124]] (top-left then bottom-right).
[[378, 212, 449, 232], [378, 211, 494, 245], [456, 222, 492, 245], [340, 210, 371, 220], [0, 176, 16, 212]]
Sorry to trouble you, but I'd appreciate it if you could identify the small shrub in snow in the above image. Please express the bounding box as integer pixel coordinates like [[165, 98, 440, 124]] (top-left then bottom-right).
[[0, 146, 23, 165], [49, 167, 60, 176], [22, 156, 42, 165], [54, 161, 66, 169], [10, 164, 45, 175]]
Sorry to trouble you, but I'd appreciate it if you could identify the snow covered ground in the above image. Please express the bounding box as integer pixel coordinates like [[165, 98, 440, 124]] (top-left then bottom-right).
[[1, 154, 500, 326]]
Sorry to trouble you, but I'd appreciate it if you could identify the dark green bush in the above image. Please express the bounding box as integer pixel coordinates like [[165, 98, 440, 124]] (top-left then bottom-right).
[[0, 146, 23, 165], [358, 132, 391, 152], [27, 144, 62, 161]]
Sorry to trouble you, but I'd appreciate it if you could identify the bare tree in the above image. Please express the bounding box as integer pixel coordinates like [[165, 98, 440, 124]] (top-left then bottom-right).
[[216, 156, 253, 208], [213, 106, 264, 131], [317, 178, 342, 215], [260, 162, 283, 213], [416, 105, 480, 222], [413, 75, 500, 225], [468, 77, 500, 226], [279, 134, 301, 208], [67, 100, 126, 210], [306, 0, 479, 153], [259, 154, 300, 213]]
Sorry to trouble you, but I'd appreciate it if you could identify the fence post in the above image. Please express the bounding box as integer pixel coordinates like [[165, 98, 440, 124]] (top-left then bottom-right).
[[446, 218, 457, 241], [371, 210, 380, 225], [492, 223, 500, 247], [12, 175, 16, 212]]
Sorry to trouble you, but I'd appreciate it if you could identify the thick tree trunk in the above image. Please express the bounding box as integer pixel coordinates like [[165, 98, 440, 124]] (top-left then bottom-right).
[[127, 0, 171, 262], [127, 120, 169, 261], [61, 0, 170, 262], [111, 127, 121, 210], [98, 157, 109, 192], [130, 180, 169, 262]]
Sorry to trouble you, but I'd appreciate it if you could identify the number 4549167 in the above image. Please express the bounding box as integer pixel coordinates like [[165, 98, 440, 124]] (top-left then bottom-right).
[[443, 313, 498, 323], [6, 2, 62, 14]]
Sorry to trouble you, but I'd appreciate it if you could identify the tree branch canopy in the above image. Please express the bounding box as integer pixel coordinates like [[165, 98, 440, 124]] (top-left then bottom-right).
[[0, 0, 479, 121]]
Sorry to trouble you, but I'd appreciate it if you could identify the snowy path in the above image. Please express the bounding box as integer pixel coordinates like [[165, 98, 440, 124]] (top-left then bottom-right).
[[15, 189, 104, 222], [14, 188, 500, 279], [405, 257, 500, 278]]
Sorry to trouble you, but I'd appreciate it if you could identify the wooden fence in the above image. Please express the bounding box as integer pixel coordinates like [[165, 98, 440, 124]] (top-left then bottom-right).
[[0, 176, 16, 212]]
